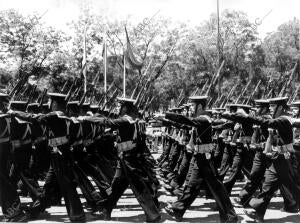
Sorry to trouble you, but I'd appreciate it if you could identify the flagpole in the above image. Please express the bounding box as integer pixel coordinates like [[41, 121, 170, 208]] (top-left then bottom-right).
[[217, 0, 221, 97], [123, 52, 126, 97], [83, 24, 87, 94], [104, 36, 107, 103]]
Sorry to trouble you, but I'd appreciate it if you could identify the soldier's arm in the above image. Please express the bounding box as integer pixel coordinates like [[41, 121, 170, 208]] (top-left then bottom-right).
[[212, 121, 235, 130], [165, 112, 196, 127], [222, 112, 268, 127]]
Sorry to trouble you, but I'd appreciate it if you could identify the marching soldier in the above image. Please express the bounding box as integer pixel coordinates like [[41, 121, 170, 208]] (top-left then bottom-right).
[[0, 93, 30, 222], [29, 93, 85, 222], [96, 97, 161, 222], [245, 97, 300, 222], [164, 95, 238, 223]]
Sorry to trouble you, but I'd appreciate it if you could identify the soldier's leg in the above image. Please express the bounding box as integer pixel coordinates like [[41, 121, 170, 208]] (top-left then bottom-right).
[[168, 142, 182, 171], [158, 139, 173, 167], [239, 150, 268, 205], [170, 151, 192, 190], [275, 154, 300, 207], [280, 185, 298, 211], [241, 146, 255, 179], [30, 141, 51, 178], [51, 150, 85, 221], [0, 142, 26, 221], [198, 155, 237, 222], [121, 156, 161, 221], [166, 145, 184, 182], [224, 145, 244, 194], [249, 162, 280, 218], [170, 157, 203, 217], [213, 138, 225, 169], [218, 144, 235, 181], [10, 144, 41, 201]]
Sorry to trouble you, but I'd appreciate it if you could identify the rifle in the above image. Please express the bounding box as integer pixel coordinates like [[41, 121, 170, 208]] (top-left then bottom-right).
[[267, 88, 274, 98], [205, 60, 225, 96], [101, 89, 119, 111], [16, 84, 30, 100], [65, 77, 79, 103], [9, 72, 30, 97], [60, 80, 69, 93], [97, 81, 115, 108], [289, 84, 300, 104], [79, 91, 87, 107], [216, 95, 226, 107], [26, 85, 37, 108], [131, 75, 145, 99], [213, 94, 225, 108], [154, 44, 176, 80], [221, 82, 238, 107], [199, 79, 209, 95], [38, 89, 47, 107], [142, 96, 154, 114], [176, 89, 184, 107], [235, 80, 251, 104], [246, 80, 261, 104], [279, 62, 298, 97]]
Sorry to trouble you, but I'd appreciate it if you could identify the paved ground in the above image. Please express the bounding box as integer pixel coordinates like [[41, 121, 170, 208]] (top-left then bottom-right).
[[1, 151, 300, 222]]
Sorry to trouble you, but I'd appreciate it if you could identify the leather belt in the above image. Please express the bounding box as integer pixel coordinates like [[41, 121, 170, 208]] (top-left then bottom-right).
[[83, 139, 93, 147], [49, 136, 68, 147], [0, 137, 10, 144], [194, 143, 214, 154], [34, 136, 47, 144], [11, 139, 32, 148], [117, 140, 136, 153], [72, 140, 83, 147], [250, 142, 265, 150]]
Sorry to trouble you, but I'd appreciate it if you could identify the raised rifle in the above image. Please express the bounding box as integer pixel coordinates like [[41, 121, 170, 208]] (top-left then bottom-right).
[[60, 80, 69, 93], [279, 62, 298, 97], [131, 75, 145, 99], [101, 89, 119, 111], [288, 84, 300, 104], [221, 82, 238, 107], [9, 71, 30, 97], [176, 89, 184, 107], [38, 89, 47, 107], [246, 80, 261, 104], [262, 76, 272, 98], [25, 85, 37, 108], [205, 60, 225, 96], [65, 77, 79, 103], [235, 80, 251, 104], [79, 91, 87, 107], [199, 79, 209, 95], [97, 80, 116, 108], [142, 96, 154, 114]]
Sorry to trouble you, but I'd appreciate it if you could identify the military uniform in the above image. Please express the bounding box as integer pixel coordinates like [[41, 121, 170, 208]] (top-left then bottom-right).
[[29, 93, 85, 222], [165, 96, 237, 223], [98, 98, 161, 222], [246, 97, 300, 222]]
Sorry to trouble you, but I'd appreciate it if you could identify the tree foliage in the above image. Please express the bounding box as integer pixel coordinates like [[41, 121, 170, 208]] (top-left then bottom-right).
[[0, 8, 299, 110]]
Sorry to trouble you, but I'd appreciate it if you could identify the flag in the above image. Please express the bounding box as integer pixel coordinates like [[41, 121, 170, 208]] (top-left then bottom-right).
[[124, 26, 143, 71]]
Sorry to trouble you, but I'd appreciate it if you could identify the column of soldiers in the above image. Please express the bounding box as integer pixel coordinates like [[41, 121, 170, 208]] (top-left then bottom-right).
[[0, 78, 161, 222], [1, 75, 300, 223], [157, 91, 300, 223]]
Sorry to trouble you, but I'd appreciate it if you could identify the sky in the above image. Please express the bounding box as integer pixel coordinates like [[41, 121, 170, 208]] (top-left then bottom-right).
[[0, 0, 299, 38]]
